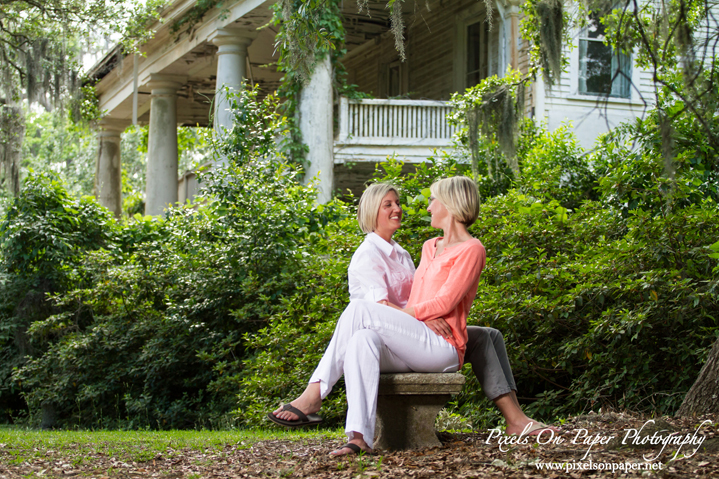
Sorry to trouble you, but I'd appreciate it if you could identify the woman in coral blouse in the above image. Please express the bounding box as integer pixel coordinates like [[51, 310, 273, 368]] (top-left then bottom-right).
[[269, 177, 485, 455]]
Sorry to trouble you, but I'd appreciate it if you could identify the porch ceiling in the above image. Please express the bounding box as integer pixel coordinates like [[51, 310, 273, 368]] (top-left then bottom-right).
[[130, 21, 282, 127], [90, 0, 399, 127], [342, 1, 394, 47]]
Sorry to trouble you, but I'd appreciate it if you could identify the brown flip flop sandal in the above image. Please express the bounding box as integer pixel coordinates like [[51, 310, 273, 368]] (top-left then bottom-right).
[[267, 404, 323, 428], [329, 443, 369, 457]]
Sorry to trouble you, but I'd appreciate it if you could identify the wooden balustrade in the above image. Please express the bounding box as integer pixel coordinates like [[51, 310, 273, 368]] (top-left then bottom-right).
[[334, 97, 456, 164]]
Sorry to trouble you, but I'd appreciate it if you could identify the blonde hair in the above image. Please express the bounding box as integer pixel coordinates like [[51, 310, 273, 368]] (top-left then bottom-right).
[[431, 176, 480, 226], [357, 183, 400, 234]]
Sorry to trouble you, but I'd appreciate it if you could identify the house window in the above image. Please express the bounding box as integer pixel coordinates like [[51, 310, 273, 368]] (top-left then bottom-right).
[[466, 20, 489, 88], [578, 15, 631, 98]]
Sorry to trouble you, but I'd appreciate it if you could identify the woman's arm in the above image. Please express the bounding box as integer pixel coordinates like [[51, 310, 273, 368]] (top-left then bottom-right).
[[348, 239, 415, 306], [385, 303, 415, 317], [348, 262, 390, 303]]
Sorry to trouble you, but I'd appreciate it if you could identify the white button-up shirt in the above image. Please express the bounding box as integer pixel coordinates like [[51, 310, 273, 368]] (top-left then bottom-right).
[[347, 233, 416, 308]]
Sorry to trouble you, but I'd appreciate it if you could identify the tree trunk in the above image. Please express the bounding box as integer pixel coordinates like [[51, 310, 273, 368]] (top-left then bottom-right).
[[676, 336, 719, 416], [0, 101, 24, 196]]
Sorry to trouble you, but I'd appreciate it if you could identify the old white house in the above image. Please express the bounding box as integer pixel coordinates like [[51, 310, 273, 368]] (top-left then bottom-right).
[[88, 0, 653, 216]]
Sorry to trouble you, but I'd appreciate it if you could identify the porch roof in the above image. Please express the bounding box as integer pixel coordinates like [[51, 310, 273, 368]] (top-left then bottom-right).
[[88, 0, 402, 128]]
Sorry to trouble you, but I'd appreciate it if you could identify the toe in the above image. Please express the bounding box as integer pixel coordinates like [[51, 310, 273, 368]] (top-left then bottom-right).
[[330, 446, 363, 457], [328, 447, 350, 457], [273, 405, 299, 421]]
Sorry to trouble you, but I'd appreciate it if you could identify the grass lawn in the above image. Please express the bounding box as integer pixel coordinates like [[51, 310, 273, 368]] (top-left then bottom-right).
[[0, 426, 345, 477], [0, 425, 344, 459]]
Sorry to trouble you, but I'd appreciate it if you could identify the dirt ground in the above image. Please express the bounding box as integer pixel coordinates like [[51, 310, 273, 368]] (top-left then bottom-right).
[[1, 413, 717, 478]]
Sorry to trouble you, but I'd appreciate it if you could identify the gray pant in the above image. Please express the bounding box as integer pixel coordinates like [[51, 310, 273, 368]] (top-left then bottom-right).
[[464, 326, 517, 400]]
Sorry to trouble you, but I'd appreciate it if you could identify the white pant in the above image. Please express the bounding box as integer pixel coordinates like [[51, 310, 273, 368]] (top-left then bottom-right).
[[309, 299, 459, 448]]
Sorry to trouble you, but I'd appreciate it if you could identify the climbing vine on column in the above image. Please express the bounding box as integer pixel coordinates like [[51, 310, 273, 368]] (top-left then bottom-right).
[[270, 0, 371, 166]]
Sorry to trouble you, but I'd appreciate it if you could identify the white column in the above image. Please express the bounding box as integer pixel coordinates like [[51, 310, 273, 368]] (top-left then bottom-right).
[[95, 118, 128, 218], [210, 28, 258, 133], [508, 0, 521, 69], [299, 55, 334, 203], [145, 74, 186, 216]]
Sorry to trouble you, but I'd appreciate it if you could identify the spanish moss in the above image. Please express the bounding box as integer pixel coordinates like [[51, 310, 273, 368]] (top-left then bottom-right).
[[0, 102, 24, 197], [536, 0, 564, 87], [450, 72, 526, 186], [674, 0, 697, 87], [659, 111, 675, 183], [389, 0, 406, 61]]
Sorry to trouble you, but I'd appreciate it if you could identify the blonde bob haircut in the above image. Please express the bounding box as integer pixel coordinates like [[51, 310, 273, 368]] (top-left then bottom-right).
[[357, 183, 400, 234], [431, 176, 480, 227]]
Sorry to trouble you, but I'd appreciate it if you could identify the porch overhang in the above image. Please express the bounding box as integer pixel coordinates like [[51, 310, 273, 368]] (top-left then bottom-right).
[[88, 0, 276, 127], [87, 0, 405, 127]]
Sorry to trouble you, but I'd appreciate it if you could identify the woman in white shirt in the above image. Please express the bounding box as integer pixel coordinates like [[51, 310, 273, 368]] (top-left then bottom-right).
[[270, 182, 555, 454]]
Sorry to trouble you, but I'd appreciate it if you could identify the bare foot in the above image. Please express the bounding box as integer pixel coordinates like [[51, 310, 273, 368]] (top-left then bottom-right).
[[272, 382, 322, 422], [506, 419, 561, 436], [329, 438, 372, 456]]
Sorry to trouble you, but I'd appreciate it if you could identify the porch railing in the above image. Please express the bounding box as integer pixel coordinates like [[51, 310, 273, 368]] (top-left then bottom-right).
[[335, 97, 456, 162]]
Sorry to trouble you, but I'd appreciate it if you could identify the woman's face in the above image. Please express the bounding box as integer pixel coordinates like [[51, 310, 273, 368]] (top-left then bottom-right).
[[427, 192, 451, 230], [374, 191, 403, 238]]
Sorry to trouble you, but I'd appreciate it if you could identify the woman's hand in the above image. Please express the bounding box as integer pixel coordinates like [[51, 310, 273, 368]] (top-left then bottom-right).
[[424, 317, 453, 340]]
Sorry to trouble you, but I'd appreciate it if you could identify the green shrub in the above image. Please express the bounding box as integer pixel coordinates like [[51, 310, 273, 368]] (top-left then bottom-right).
[[0, 173, 115, 423], [238, 108, 718, 429], [593, 95, 719, 217], [237, 229, 358, 427], [518, 123, 597, 210], [10, 87, 348, 429], [457, 193, 719, 422], [453, 99, 719, 422], [3, 82, 718, 431]]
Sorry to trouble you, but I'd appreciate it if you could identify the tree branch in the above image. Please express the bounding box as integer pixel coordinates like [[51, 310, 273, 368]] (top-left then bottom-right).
[[656, 76, 719, 149], [0, 43, 26, 80]]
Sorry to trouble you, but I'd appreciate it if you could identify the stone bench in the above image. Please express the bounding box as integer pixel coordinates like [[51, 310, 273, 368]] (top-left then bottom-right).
[[373, 372, 465, 450]]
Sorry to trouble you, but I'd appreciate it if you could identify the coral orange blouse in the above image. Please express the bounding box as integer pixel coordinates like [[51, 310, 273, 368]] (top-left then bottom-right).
[[406, 237, 486, 365]]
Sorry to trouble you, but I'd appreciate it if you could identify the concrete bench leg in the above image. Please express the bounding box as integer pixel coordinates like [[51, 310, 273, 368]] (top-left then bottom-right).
[[373, 373, 466, 451], [374, 393, 450, 450]]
